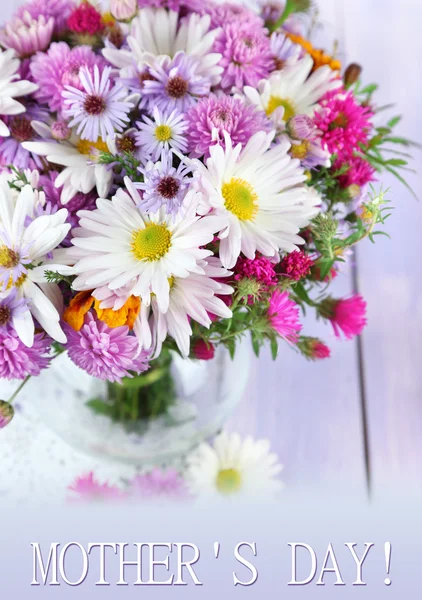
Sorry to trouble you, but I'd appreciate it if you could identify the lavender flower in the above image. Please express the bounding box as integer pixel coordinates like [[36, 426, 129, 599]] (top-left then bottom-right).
[[0, 104, 48, 169], [142, 53, 212, 113], [270, 32, 302, 70], [186, 94, 271, 159], [62, 66, 133, 141], [64, 313, 150, 383], [0, 330, 51, 380], [135, 107, 188, 161], [0, 290, 28, 332], [207, 2, 264, 29]]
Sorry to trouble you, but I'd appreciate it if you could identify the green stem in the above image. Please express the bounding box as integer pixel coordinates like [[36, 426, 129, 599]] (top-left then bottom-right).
[[268, 0, 296, 32], [8, 376, 31, 404]]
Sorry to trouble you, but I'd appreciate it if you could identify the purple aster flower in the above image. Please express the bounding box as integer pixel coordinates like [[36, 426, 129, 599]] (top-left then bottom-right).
[[0, 103, 48, 170], [142, 52, 212, 113], [270, 32, 302, 70], [214, 22, 274, 90], [0, 13, 54, 58], [39, 172, 97, 246], [64, 312, 150, 383], [0, 329, 51, 380], [129, 468, 190, 501], [135, 151, 193, 216], [62, 66, 133, 141], [0, 290, 28, 332], [16, 0, 76, 35], [135, 107, 188, 162], [30, 42, 107, 113], [284, 115, 331, 169], [206, 2, 264, 29], [186, 94, 271, 159]]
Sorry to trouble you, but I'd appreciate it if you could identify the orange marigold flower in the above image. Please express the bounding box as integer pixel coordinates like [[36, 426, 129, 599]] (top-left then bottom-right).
[[63, 290, 94, 332], [286, 32, 341, 72], [94, 296, 140, 330]]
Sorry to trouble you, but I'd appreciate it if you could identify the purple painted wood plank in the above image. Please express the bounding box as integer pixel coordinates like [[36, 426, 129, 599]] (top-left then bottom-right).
[[341, 0, 422, 494]]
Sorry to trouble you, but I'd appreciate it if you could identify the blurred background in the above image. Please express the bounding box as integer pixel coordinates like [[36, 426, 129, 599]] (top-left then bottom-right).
[[0, 0, 421, 500]]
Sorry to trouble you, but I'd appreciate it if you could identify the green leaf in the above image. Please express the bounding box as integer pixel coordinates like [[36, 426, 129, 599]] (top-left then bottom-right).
[[86, 399, 114, 417], [270, 337, 279, 360], [387, 115, 402, 128]]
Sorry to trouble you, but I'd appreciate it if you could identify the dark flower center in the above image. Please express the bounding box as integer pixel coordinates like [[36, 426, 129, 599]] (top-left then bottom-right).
[[0, 245, 20, 269], [139, 71, 156, 88], [216, 109, 230, 123], [108, 28, 124, 49], [83, 94, 106, 115], [0, 306, 11, 326], [116, 135, 136, 153], [10, 117, 33, 142], [274, 57, 285, 70], [157, 176, 180, 199], [166, 76, 189, 99], [330, 112, 349, 129]]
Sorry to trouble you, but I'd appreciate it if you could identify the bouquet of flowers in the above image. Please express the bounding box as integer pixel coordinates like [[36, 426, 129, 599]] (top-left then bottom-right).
[[0, 0, 411, 433]]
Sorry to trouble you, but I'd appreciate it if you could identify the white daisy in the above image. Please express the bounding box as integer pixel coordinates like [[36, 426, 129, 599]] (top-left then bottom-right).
[[194, 130, 320, 269], [244, 54, 341, 124], [22, 121, 113, 204], [134, 256, 233, 357], [0, 175, 72, 347], [62, 66, 134, 142], [69, 178, 226, 314], [135, 107, 188, 161], [0, 48, 38, 137], [103, 8, 223, 86], [185, 431, 283, 500]]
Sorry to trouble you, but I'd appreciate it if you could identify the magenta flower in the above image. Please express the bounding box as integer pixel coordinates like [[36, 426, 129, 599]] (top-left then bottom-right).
[[30, 42, 106, 113], [280, 250, 314, 281], [65, 313, 150, 383], [16, 0, 75, 35], [192, 339, 215, 361], [214, 23, 274, 90], [327, 295, 367, 340], [185, 94, 270, 159], [337, 155, 376, 189], [0, 330, 51, 380], [129, 469, 190, 501], [310, 340, 331, 359], [0, 13, 54, 58], [0, 400, 14, 430], [234, 255, 278, 288], [69, 472, 125, 502], [267, 290, 302, 343], [314, 90, 373, 162], [67, 2, 104, 36]]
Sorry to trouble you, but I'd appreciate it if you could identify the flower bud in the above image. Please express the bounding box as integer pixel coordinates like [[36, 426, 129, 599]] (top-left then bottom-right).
[[192, 339, 215, 361], [344, 63, 362, 86], [347, 184, 361, 199], [110, 0, 138, 21], [287, 115, 314, 140], [51, 120, 72, 141], [0, 400, 14, 430]]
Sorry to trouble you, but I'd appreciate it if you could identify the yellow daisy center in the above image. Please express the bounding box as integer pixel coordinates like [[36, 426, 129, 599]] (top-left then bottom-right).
[[222, 178, 258, 222], [0, 246, 20, 268], [216, 468, 242, 494], [155, 125, 172, 142], [168, 275, 175, 289], [77, 137, 109, 159], [266, 96, 296, 120], [290, 140, 311, 160], [131, 223, 171, 262]]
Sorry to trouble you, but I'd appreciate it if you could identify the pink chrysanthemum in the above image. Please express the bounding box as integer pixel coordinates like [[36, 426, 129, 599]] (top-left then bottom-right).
[[336, 155, 377, 189], [280, 250, 314, 281], [267, 290, 302, 342], [234, 255, 278, 288], [185, 95, 270, 159], [129, 469, 190, 501], [207, 3, 264, 29], [314, 90, 373, 161], [0, 330, 51, 380], [30, 42, 106, 113], [0, 13, 54, 58], [65, 313, 150, 383], [67, 2, 104, 35], [137, 0, 203, 12], [214, 22, 274, 90], [326, 295, 367, 340], [69, 472, 125, 502], [16, 0, 75, 35], [192, 339, 215, 361]]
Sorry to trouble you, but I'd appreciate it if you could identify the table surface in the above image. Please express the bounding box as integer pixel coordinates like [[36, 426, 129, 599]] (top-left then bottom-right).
[[1, 0, 421, 502]]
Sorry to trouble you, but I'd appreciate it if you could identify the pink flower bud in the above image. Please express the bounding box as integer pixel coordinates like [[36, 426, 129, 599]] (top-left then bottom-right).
[[51, 120, 72, 141], [110, 0, 138, 21], [192, 339, 215, 361], [0, 400, 14, 430], [287, 115, 315, 140]]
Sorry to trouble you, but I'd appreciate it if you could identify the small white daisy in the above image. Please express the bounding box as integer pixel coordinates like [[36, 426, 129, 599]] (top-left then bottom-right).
[[244, 54, 341, 124], [0, 48, 38, 137], [194, 130, 320, 269], [62, 66, 134, 142], [185, 431, 283, 500], [135, 107, 188, 161], [69, 177, 226, 314], [23, 121, 113, 204], [0, 175, 71, 347]]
